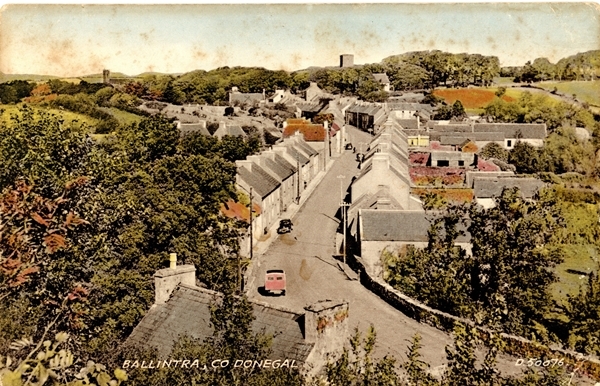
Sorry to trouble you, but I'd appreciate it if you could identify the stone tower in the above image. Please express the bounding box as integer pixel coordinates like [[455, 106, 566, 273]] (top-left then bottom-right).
[[340, 54, 354, 68], [102, 69, 110, 84]]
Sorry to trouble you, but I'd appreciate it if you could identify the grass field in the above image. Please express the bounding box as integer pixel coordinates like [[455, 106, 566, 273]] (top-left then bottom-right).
[[0, 104, 99, 127], [537, 81, 600, 107], [551, 244, 597, 302], [103, 107, 144, 125]]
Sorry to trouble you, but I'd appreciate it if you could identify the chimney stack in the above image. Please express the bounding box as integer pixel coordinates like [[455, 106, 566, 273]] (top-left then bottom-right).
[[303, 299, 349, 368], [154, 256, 195, 305]]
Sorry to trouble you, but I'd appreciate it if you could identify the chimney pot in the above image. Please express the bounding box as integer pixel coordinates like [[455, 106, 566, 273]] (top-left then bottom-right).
[[169, 253, 177, 269]]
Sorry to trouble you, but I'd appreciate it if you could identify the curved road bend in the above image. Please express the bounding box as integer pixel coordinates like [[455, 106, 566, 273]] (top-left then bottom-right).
[[247, 126, 453, 368]]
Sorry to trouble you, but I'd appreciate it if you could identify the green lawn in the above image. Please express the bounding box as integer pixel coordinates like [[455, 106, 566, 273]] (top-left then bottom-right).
[[0, 104, 99, 128], [493, 77, 515, 85], [103, 107, 144, 125], [538, 81, 600, 106], [551, 244, 597, 302]]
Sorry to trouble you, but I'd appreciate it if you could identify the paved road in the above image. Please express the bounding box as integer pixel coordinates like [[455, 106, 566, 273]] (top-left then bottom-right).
[[247, 126, 595, 383], [247, 126, 452, 368]]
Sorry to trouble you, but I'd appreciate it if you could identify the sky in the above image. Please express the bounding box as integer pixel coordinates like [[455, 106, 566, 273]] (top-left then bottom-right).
[[0, 3, 598, 77]]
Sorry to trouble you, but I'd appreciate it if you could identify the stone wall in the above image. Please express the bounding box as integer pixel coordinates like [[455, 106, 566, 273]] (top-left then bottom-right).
[[351, 256, 600, 381]]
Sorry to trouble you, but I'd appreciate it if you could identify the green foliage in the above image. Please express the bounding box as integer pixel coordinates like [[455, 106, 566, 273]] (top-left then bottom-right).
[[403, 334, 438, 386], [480, 142, 508, 162], [484, 91, 595, 131], [382, 50, 500, 88], [324, 325, 401, 386], [539, 129, 595, 175], [48, 94, 119, 134], [565, 270, 600, 355], [508, 141, 542, 174], [0, 108, 250, 365], [383, 189, 564, 339], [434, 100, 467, 120], [0, 81, 35, 104], [47, 80, 106, 96], [179, 131, 261, 162], [0, 106, 93, 195], [1, 332, 126, 386]]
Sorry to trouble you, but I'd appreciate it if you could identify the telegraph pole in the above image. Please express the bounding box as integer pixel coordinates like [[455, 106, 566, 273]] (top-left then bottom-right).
[[337, 175, 347, 264]]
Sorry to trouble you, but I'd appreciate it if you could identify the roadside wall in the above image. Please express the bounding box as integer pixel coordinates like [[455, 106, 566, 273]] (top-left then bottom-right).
[[352, 256, 600, 381]]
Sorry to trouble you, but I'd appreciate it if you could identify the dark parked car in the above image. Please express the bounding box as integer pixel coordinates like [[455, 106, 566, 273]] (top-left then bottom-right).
[[277, 219, 293, 234], [345, 143, 353, 150]]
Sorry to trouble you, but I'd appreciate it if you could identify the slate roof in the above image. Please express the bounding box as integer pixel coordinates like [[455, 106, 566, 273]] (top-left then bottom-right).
[[372, 73, 390, 84], [360, 210, 470, 243], [346, 103, 384, 115], [214, 125, 247, 139], [473, 177, 545, 199], [428, 122, 547, 139], [179, 123, 210, 136], [263, 157, 295, 181], [294, 140, 319, 157], [387, 102, 434, 113], [297, 103, 323, 113], [127, 285, 314, 362], [230, 92, 264, 105], [285, 147, 310, 165], [273, 153, 297, 173], [396, 119, 420, 130], [237, 164, 281, 199], [473, 123, 547, 139], [433, 131, 505, 143]]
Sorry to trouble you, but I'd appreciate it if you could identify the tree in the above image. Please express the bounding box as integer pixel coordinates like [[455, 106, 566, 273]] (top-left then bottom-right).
[[467, 188, 563, 335], [565, 270, 600, 355], [404, 334, 438, 386], [508, 141, 542, 174], [324, 325, 400, 386], [480, 142, 508, 162]]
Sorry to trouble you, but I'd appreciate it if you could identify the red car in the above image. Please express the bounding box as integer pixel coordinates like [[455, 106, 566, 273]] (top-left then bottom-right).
[[264, 270, 286, 296]]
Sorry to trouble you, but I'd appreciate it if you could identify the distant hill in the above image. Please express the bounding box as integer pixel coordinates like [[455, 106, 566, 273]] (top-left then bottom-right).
[[0, 72, 60, 82], [134, 71, 178, 78], [80, 72, 131, 79]]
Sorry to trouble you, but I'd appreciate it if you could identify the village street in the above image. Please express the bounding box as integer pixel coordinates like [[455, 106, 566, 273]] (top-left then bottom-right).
[[246, 126, 454, 369]]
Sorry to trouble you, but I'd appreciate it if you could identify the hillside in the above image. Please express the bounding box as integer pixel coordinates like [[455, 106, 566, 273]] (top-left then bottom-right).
[[0, 71, 60, 82]]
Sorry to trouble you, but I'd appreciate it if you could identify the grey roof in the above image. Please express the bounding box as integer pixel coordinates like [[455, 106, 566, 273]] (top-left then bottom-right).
[[473, 177, 545, 199], [346, 103, 383, 115], [238, 164, 281, 199], [273, 153, 297, 173], [433, 131, 505, 143], [294, 140, 319, 157], [127, 285, 314, 362], [372, 73, 390, 84], [179, 123, 210, 136], [473, 123, 547, 139], [429, 122, 547, 139], [297, 103, 323, 113], [387, 102, 433, 112], [285, 147, 310, 165], [440, 136, 474, 146], [396, 119, 420, 130], [230, 92, 264, 105], [263, 157, 295, 181], [214, 125, 247, 139], [360, 210, 470, 243]]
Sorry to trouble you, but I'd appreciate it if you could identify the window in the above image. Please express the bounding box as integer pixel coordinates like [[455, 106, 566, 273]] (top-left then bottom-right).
[[506, 140, 512, 148], [458, 160, 464, 166], [436, 160, 450, 167], [276, 277, 283, 281]]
